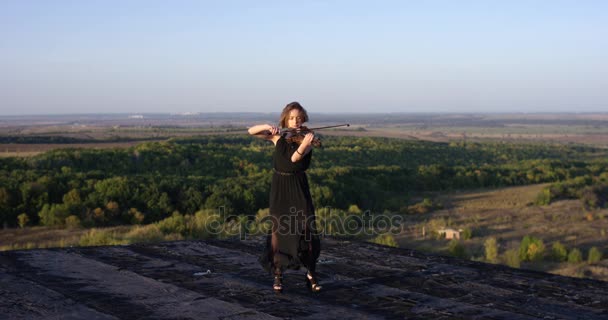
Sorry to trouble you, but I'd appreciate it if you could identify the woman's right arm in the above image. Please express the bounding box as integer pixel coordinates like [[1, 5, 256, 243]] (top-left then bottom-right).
[[248, 124, 280, 142], [248, 124, 273, 135]]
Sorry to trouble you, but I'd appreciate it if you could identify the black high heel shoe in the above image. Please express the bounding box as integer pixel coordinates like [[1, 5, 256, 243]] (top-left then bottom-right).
[[273, 274, 283, 293], [306, 272, 322, 292]]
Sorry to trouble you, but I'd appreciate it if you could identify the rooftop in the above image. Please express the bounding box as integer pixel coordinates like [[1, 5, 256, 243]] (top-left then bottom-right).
[[1, 237, 607, 319]]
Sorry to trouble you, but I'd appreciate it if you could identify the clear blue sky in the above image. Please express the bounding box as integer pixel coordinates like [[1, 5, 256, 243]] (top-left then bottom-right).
[[1, 0, 606, 115]]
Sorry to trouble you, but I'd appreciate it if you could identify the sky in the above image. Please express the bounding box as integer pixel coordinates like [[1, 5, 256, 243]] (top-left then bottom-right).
[[1, 0, 607, 115]]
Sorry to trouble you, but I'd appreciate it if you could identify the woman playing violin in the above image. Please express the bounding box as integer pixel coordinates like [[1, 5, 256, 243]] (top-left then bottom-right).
[[248, 101, 322, 293]]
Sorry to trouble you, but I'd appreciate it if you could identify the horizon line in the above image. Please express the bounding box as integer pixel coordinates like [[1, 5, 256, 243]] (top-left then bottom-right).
[[2, 111, 608, 117]]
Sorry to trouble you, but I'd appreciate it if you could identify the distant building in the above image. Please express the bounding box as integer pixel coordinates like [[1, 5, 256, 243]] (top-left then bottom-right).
[[128, 115, 144, 119], [438, 228, 463, 240]]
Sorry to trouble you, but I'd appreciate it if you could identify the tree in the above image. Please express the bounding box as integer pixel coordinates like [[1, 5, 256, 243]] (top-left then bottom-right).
[[371, 234, 398, 248], [128, 208, 145, 225], [156, 192, 173, 217], [17, 213, 29, 228], [0, 187, 10, 208], [519, 235, 545, 262], [568, 248, 583, 263], [21, 182, 49, 214], [535, 188, 551, 206], [177, 187, 204, 215], [448, 239, 467, 259], [484, 237, 498, 263], [94, 177, 130, 204], [65, 215, 81, 229], [588, 247, 603, 263], [63, 188, 84, 217], [0, 187, 14, 226], [104, 201, 121, 223], [92, 207, 106, 225], [551, 241, 568, 262], [38, 204, 68, 227], [63, 189, 82, 208], [503, 248, 520, 268]]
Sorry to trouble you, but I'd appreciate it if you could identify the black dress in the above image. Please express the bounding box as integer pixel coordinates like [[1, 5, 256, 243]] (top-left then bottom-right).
[[259, 136, 321, 275]]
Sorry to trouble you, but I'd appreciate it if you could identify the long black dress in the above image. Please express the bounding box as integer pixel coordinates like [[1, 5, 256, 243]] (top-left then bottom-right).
[[259, 136, 321, 275]]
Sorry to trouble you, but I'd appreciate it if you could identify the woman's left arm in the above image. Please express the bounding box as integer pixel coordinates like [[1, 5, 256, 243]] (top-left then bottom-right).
[[291, 133, 314, 162]]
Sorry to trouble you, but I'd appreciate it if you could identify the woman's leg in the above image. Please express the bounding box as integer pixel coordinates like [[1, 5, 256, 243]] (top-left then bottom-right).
[[303, 227, 321, 292], [270, 226, 284, 292]]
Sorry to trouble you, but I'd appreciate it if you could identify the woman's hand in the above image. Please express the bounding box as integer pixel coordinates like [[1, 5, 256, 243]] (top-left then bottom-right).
[[300, 132, 315, 147], [267, 125, 280, 136]]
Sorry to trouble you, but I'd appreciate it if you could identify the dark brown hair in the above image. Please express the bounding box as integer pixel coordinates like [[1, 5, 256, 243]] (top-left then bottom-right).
[[279, 101, 309, 128]]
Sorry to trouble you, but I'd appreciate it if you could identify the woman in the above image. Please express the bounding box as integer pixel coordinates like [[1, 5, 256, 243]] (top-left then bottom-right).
[[248, 102, 322, 293]]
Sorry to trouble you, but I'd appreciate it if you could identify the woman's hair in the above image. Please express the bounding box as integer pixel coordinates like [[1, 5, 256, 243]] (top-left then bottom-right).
[[279, 101, 309, 128]]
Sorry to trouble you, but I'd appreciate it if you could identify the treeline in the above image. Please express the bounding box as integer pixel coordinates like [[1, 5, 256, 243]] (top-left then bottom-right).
[[1, 136, 607, 228], [480, 235, 603, 268], [536, 174, 608, 209]]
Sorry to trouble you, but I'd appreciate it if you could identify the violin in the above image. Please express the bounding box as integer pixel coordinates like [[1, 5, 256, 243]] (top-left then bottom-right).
[[283, 126, 321, 147], [281, 124, 350, 147]]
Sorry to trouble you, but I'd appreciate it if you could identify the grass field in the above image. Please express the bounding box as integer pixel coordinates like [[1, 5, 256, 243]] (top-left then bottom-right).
[[0, 226, 133, 251], [395, 183, 608, 281], [0, 141, 157, 157]]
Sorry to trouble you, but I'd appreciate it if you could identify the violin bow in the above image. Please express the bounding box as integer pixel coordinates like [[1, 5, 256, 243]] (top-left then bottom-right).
[[281, 123, 350, 133]]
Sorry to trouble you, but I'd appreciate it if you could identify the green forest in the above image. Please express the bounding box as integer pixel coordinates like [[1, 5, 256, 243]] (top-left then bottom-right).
[[1, 135, 607, 229]]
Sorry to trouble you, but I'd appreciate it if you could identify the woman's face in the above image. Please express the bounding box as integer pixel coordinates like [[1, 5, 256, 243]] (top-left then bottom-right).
[[287, 109, 304, 128]]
